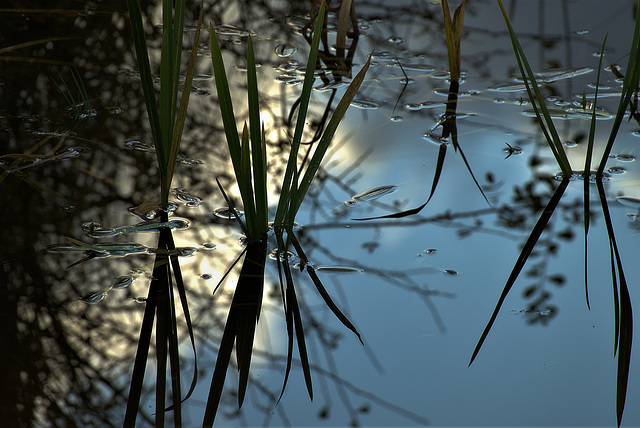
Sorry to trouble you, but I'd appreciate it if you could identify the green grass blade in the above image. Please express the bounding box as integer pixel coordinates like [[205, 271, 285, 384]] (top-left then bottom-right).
[[286, 274, 313, 399], [202, 308, 236, 428], [167, 238, 198, 405], [246, 36, 268, 231], [240, 123, 257, 238], [597, 0, 640, 175], [582, 36, 608, 310], [274, 1, 326, 226], [126, 0, 164, 179], [497, 0, 572, 175], [209, 24, 247, 199], [469, 177, 570, 366], [167, 0, 204, 191], [292, 53, 372, 218]]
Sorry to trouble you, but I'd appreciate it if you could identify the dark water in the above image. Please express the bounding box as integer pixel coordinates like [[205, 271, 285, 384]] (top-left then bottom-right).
[[1, 1, 639, 427]]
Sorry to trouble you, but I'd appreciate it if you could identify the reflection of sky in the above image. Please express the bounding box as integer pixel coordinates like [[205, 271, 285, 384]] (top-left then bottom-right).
[[197, 1, 640, 427], [7, 0, 638, 426]]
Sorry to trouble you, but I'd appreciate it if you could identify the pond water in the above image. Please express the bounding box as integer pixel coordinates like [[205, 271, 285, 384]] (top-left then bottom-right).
[[1, 1, 639, 427]]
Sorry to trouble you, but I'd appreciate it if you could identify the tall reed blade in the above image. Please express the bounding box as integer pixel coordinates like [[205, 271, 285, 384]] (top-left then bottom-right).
[[582, 35, 608, 310], [596, 181, 633, 428], [274, 2, 327, 227], [469, 178, 570, 365]]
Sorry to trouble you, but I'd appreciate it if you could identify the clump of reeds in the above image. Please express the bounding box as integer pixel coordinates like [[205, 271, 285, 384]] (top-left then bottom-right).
[[203, 1, 370, 426], [122, 0, 204, 426]]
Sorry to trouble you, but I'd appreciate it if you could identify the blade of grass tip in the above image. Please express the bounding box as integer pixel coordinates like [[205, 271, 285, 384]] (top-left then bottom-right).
[[274, 1, 326, 227], [211, 247, 247, 296], [202, 308, 237, 428], [290, 234, 362, 343], [597, 0, 640, 175], [596, 181, 633, 427], [209, 24, 245, 190], [171, 0, 185, 119], [497, 0, 572, 175], [469, 177, 570, 365], [216, 177, 249, 237], [126, 0, 164, 181], [616, 267, 632, 428], [583, 35, 608, 310], [353, 140, 445, 221], [596, 180, 620, 356], [167, 0, 204, 188], [293, 52, 372, 217], [246, 36, 268, 232], [285, 267, 313, 400]]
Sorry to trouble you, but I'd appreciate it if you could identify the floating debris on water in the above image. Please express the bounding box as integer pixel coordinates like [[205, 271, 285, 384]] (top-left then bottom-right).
[[128, 200, 162, 219], [503, 142, 523, 159], [177, 155, 204, 166], [553, 171, 611, 183], [84, 218, 189, 238], [350, 99, 380, 110], [268, 249, 298, 263], [123, 139, 155, 152], [47, 241, 149, 257], [112, 275, 135, 289], [387, 36, 404, 44], [171, 188, 202, 207], [614, 154, 636, 162], [315, 266, 362, 274], [607, 166, 626, 175], [215, 24, 252, 37], [81, 291, 107, 304], [2, 146, 89, 173], [537, 67, 592, 83], [522, 106, 612, 120], [275, 43, 297, 58], [314, 81, 349, 91], [404, 101, 446, 111], [617, 196, 640, 208], [351, 185, 398, 202], [213, 207, 244, 219]]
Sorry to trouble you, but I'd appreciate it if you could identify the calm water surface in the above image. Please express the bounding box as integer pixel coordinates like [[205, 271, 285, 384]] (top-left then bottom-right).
[[1, 1, 639, 427]]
